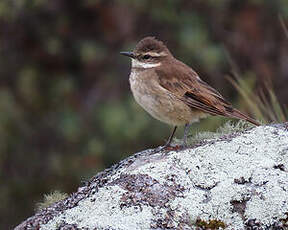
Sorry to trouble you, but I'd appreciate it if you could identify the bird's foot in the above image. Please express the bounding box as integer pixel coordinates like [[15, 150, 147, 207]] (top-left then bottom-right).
[[152, 143, 184, 155]]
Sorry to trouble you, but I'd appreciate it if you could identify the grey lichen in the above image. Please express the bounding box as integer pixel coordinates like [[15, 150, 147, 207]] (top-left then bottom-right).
[[15, 123, 288, 230]]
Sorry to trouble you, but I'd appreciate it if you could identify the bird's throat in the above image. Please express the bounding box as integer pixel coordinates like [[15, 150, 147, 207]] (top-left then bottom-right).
[[131, 59, 161, 69]]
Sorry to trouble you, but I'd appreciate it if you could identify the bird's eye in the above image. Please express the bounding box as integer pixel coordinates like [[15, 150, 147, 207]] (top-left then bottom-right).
[[143, 55, 151, 60]]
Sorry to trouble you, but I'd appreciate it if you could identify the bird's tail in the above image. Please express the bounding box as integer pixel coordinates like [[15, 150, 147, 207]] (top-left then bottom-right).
[[228, 108, 260, 126]]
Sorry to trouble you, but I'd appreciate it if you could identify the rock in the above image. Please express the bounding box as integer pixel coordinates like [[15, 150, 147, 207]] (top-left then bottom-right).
[[15, 124, 288, 230]]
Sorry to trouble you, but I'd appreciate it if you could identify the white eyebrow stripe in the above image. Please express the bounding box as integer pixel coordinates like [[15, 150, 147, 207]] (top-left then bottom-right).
[[146, 52, 161, 57], [145, 51, 167, 57], [132, 59, 161, 69]]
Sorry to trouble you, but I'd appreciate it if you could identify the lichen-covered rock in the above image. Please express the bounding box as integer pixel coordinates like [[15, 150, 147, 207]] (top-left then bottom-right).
[[15, 124, 288, 230]]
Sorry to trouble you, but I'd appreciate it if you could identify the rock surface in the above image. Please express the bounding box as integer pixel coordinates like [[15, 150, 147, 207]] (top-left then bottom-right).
[[15, 124, 288, 230]]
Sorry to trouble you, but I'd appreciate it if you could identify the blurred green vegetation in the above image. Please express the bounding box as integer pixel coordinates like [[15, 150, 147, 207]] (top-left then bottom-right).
[[0, 0, 287, 228]]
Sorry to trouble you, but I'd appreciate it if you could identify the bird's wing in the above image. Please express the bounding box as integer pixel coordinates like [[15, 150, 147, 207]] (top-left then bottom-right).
[[156, 60, 260, 125], [156, 60, 230, 116]]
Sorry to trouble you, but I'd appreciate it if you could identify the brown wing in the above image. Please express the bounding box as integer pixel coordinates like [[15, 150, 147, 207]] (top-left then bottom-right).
[[156, 59, 260, 125]]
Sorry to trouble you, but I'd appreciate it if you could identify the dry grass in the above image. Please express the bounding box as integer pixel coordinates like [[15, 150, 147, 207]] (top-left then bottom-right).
[[228, 74, 287, 124], [173, 120, 253, 146], [35, 190, 68, 211]]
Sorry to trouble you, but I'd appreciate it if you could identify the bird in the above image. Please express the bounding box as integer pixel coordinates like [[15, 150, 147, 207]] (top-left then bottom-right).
[[120, 37, 259, 147]]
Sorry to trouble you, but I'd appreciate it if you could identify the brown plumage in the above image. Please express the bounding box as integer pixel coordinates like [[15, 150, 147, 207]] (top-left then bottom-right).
[[121, 37, 259, 147], [156, 58, 260, 126]]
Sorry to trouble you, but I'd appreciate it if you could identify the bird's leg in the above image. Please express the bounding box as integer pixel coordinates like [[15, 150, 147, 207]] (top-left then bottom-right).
[[164, 126, 177, 147], [183, 123, 191, 147], [152, 126, 177, 154]]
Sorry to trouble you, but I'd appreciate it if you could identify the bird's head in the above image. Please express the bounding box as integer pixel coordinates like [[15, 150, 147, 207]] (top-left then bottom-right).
[[120, 37, 171, 69]]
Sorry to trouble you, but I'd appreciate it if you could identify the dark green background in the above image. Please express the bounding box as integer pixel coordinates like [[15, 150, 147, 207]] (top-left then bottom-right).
[[0, 0, 287, 228]]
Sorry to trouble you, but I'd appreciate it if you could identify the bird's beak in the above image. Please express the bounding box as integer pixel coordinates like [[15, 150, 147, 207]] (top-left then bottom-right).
[[120, 51, 135, 59]]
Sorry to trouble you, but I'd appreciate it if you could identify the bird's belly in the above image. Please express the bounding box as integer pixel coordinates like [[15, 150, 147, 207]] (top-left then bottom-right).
[[129, 73, 206, 126]]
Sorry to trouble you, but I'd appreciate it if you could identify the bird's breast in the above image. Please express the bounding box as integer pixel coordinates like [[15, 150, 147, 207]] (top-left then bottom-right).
[[129, 70, 159, 110], [128, 70, 206, 126]]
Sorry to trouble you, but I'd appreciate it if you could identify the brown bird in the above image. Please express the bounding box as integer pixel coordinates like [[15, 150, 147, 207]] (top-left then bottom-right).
[[120, 37, 259, 147]]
